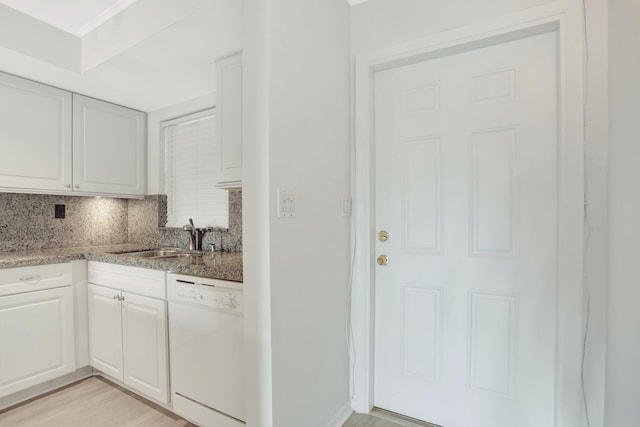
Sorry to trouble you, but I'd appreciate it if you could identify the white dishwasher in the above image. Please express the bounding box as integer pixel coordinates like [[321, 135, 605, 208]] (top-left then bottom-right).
[[167, 273, 244, 427]]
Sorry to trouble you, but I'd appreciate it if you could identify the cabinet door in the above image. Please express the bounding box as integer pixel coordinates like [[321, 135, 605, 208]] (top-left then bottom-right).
[[216, 52, 243, 187], [73, 94, 146, 196], [122, 292, 168, 404], [0, 286, 75, 398], [88, 284, 123, 381], [0, 72, 72, 192]]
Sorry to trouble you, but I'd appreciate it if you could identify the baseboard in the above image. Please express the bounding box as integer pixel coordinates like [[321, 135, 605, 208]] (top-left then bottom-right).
[[326, 400, 354, 427], [172, 392, 244, 427], [0, 366, 94, 411]]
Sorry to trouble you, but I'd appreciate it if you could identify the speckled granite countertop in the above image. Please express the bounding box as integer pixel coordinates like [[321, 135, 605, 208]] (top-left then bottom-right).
[[0, 244, 243, 282]]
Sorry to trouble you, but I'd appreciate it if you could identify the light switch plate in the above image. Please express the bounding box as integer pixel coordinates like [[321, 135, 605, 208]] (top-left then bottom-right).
[[341, 197, 352, 217], [277, 188, 295, 218]]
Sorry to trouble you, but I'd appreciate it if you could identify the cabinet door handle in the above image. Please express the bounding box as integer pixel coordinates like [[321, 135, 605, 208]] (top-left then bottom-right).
[[113, 295, 118, 300], [19, 275, 41, 285], [74, 184, 80, 189], [65, 184, 71, 188]]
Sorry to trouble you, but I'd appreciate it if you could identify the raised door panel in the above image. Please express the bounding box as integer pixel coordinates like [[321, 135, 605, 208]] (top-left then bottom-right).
[[0, 72, 72, 192], [216, 52, 242, 187], [87, 284, 123, 381], [122, 292, 168, 404], [73, 94, 146, 197], [0, 286, 75, 397]]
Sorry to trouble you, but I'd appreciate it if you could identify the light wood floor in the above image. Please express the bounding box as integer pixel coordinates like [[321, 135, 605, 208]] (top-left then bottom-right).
[[0, 376, 195, 427], [343, 408, 440, 427], [0, 376, 440, 427]]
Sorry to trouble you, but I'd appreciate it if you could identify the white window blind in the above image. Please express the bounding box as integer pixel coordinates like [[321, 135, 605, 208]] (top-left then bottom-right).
[[163, 109, 228, 228]]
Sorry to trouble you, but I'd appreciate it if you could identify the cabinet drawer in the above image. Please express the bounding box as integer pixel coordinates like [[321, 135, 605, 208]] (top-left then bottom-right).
[[88, 262, 165, 299], [0, 263, 72, 297]]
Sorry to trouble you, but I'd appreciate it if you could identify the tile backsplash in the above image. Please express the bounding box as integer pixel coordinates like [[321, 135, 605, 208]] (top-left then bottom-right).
[[128, 192, 242, 252], [0, 191, 242, 252], [0, 193, 128, 251]]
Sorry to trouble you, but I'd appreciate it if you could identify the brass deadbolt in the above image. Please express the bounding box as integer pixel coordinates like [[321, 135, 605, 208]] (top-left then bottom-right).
[[378, 230, 389, 242], [377, 254, 390, 266]]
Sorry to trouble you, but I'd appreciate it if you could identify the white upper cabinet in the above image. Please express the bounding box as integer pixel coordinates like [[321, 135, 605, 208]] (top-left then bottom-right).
[[216, 51, 243, 188], [0, 73, 72, 192], [73, 94, 146, 197], [0, 72, 146, 198]]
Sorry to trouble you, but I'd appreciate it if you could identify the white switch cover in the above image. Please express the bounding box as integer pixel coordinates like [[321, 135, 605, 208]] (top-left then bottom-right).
[[341, 197, 352, 217], [277, 188, 295, 218]]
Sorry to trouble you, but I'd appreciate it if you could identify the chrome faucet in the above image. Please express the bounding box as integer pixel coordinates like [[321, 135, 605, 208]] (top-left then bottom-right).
[[183, 218, 198, 250], [183, 219, 219, 251]]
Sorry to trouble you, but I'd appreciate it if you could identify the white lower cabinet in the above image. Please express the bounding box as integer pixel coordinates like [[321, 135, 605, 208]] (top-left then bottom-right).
[[87, 262, 168, 404], [122, 291, 168, 402], [87, 284, 124, 380], [0, 264, 75, 398]]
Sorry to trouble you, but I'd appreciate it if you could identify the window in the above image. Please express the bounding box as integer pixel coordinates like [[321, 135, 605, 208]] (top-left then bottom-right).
[[163, 109, 228, 228]]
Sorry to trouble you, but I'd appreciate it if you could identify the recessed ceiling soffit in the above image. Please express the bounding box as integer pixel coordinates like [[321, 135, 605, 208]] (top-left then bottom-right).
[[0, 0, 199, 74]]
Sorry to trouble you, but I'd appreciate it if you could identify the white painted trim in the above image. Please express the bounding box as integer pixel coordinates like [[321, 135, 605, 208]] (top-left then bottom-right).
[[346, 0, 370, 6], [76, 0, 140, 37], [350, 1, 586, 426], [326, 401, 354, 427], [0, 366, 94, 411]]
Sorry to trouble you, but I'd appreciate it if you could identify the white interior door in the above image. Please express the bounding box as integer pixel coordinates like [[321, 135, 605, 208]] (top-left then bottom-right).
[[374, 32, 558, 427]]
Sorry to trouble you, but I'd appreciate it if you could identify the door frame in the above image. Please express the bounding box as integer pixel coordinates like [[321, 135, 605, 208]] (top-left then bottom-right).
[[350, 2, 586, 425]]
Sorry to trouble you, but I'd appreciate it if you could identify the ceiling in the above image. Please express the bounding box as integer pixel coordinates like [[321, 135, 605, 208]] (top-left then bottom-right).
[[0, 0, 141, 37], [0, 0, 242, 111]]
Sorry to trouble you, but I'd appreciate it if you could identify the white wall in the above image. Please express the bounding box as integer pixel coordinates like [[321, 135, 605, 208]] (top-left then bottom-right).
[[243, 0, 352, 426], [351, 0, 553, 53], [242, 0, 273, 424], [146, 93, 216, 194], [269, 1, 351, 424], [605, 0, 640, 425]]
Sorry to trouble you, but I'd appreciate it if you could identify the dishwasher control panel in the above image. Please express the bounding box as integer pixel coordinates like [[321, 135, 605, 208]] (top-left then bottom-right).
[[170, 275, 243, 314]]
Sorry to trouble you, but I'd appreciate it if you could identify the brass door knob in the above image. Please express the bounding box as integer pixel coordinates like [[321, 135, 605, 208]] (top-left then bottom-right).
[[377, 254, 390, 266]]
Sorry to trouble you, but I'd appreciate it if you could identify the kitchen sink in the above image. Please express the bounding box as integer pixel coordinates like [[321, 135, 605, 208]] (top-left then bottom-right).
[[119, 249, 190, 258], [115, 249, 215, 266], [154, 253, 193, 259]]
